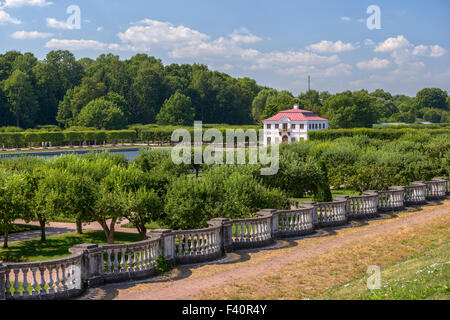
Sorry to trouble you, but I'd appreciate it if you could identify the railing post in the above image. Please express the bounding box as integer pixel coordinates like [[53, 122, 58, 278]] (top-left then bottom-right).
[[208, 218, 233, 253], [302, 202, 317, 226], [0, 263, 6, 300], [147, 229, 175, 262], [257, 209, 278, 238], [334, 196, 351, 217], [69, 244, 105, 287]]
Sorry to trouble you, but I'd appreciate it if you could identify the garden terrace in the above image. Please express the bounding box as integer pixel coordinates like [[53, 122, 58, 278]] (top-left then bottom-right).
[[1, 175, 449, 300]]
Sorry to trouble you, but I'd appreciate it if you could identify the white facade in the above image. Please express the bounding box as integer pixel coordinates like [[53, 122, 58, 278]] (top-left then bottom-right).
[[262, 105, 328, 146]]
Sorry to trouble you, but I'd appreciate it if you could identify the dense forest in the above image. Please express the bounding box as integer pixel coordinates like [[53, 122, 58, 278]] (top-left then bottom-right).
[[0, 50, 449, 130]]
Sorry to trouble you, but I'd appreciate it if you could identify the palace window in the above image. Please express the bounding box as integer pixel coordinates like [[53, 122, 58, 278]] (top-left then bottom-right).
[[267, 124, 271, 129]]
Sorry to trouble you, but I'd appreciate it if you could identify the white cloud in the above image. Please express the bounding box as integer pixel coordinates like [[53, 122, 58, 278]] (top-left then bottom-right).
[[96, 26, 103, 32], [117, 19, 210, 51], [12, 30, 53, 39], [229, 28, 262, 44], [374, 35, 412, 53], [413, 44, 446, 57], [340, 17, 351, 22], [0, 9, 21, 24], [247, 50, 339, 70], [306, 40, 358, 53], [45, 39, 108, 51], [46, 17, 71, 30], [364, 39, 375, 46], [357, 58, 391, 70], [2, 0, 52, 7], [324, 63, 352, 77]]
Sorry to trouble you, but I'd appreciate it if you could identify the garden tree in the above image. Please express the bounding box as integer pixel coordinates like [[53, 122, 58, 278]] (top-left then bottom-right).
[[372, 97, 399, 120], [31, 167, 68, 242], [0, 170, 31, 248], [77, 97, 126, 130], [126, 187, 163, 239], [11, 52, 38, 77], [312, 161, 333, 203], [415, 88, 448, 110], [268, 90, 296, 112], [261, 103, 279, 121], [0, 51, 23, 82], [322, 90, 378, 128], [423, 108, 442, 123], [129, 60, 165, 124], [86, 54, 130, 98], [57, 77, 107, 128], [251, 88, 278, 122], [45, 50, 84, 98], [298, 90, 321, 113], [370, 89, 393, 101], [2, 69, 39, 128], [156, 91, 195, 126], [0, 88, 13, 127], [33, 61, 62, 125], [163, 165, 289, 230], [390, 111, 416, 123]]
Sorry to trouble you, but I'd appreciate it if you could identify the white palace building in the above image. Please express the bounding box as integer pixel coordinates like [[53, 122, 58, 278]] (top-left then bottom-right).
[[263, 104, 329, 146]]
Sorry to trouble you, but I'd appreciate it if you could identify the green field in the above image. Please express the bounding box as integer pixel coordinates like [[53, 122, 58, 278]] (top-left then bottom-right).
[[315, 241, 450, 300], [0, 224, 40, 236]]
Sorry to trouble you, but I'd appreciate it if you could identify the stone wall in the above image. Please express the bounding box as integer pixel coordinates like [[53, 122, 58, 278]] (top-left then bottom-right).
[[1, 175, 449, 300]]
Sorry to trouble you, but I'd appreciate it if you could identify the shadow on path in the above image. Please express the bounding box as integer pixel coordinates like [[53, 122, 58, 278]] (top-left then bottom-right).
[[0, 227, 75, 244]]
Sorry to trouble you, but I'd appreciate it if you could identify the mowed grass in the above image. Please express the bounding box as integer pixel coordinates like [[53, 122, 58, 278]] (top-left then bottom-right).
[[315, 242, 450, 300], [0, 231, 143, 263], [292, 189, 362, 203]]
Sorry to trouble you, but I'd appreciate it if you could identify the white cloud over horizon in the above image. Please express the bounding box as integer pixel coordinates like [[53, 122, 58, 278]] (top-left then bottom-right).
[[12, 30, 53, 39]]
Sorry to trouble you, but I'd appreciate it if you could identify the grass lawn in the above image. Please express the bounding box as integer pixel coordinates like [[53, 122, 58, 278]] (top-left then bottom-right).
[[315, 241, 450, 300], [292, 189, 362, 203], [0, 145, 151, 155], [0, 224, 40, 236], [0, 231, 143, 263]]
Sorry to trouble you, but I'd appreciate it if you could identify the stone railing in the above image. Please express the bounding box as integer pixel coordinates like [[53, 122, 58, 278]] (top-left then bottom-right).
[[274, 204, 315, 238], [0, 253, 83, 300], [378, 187, 405, 211], [1, 176, 449, 300], [405, 182, 427, 205], [347, 191, 379, 219], [314, 198, 348, 227]]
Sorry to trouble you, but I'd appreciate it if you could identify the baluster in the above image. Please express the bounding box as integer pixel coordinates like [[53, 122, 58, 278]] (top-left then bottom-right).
[[240, 223, 244, 241], [113, 250, 119, 273], [54, 265, 60, 293], [13, 269, 20, 297], [47, 266, 54, 294], [120, 248, 126, 272], [38, 267, 46, 294], [106, 249, 112, 274], [22, 268, 29, 297], [5, 270, 11, 297], [127, 248, 132, 272], [133, 250, 138, 271], [184, 234, 189, 256], [60, 264, 67, 291], [30, 267, 38, 295], [189, 234, 194, 255]]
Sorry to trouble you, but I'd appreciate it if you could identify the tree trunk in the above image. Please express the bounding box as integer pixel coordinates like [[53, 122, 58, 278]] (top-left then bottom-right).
[[3, 227, 8, 249], [137, 224, 147, 240], [39, 219, 46, 242], [76, 219, 83, 235]]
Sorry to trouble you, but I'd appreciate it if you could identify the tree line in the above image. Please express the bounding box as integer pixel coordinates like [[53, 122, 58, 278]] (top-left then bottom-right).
[[1, 50, 449, 131]]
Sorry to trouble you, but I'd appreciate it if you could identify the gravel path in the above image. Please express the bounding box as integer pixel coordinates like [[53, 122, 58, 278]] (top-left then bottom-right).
[[82, 201, 450, 300]]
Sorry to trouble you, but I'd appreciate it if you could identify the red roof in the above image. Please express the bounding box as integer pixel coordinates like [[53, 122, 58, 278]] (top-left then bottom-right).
[[263, 109, 328, 122]]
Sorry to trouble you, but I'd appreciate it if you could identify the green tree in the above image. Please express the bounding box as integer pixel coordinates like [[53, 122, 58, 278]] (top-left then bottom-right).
[[156, 91, 195, 125], [77, 97, 126, 130], [415, 88, 448, 110], [2, 69, 39, 128], [0, 170, 32, 248]]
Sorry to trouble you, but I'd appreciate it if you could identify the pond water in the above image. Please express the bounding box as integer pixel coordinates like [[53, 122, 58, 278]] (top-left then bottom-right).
[[0, 149, 143, 162]]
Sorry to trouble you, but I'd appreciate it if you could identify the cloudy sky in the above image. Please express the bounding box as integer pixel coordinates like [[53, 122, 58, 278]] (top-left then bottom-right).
[[0, 0, 449, 96]]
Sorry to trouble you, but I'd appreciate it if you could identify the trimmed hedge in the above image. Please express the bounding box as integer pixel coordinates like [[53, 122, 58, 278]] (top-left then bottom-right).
[[309, 128, 450, 141], [0, 130, 137, 148]]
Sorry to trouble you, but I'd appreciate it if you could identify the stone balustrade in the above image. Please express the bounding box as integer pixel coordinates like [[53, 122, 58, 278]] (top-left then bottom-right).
[[170, 227, 222, 264], [274, 204, 315, 237], [2, 253, 83, 300], [314, 198, 348, 227], [442, 177, 450, 194], [348, 191, 379, 219], [378, 186, 405, 211], [228, 214, 273, 250], [405, 182, 427, 205], [1, 177, 448, 300]]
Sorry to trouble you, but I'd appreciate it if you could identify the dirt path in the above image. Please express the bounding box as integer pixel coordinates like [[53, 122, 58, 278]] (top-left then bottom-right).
[[83, 200, 450, 300]]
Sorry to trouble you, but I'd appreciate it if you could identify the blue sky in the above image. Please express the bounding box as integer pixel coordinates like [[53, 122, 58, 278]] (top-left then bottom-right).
[[0, 0, 449, 96]]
